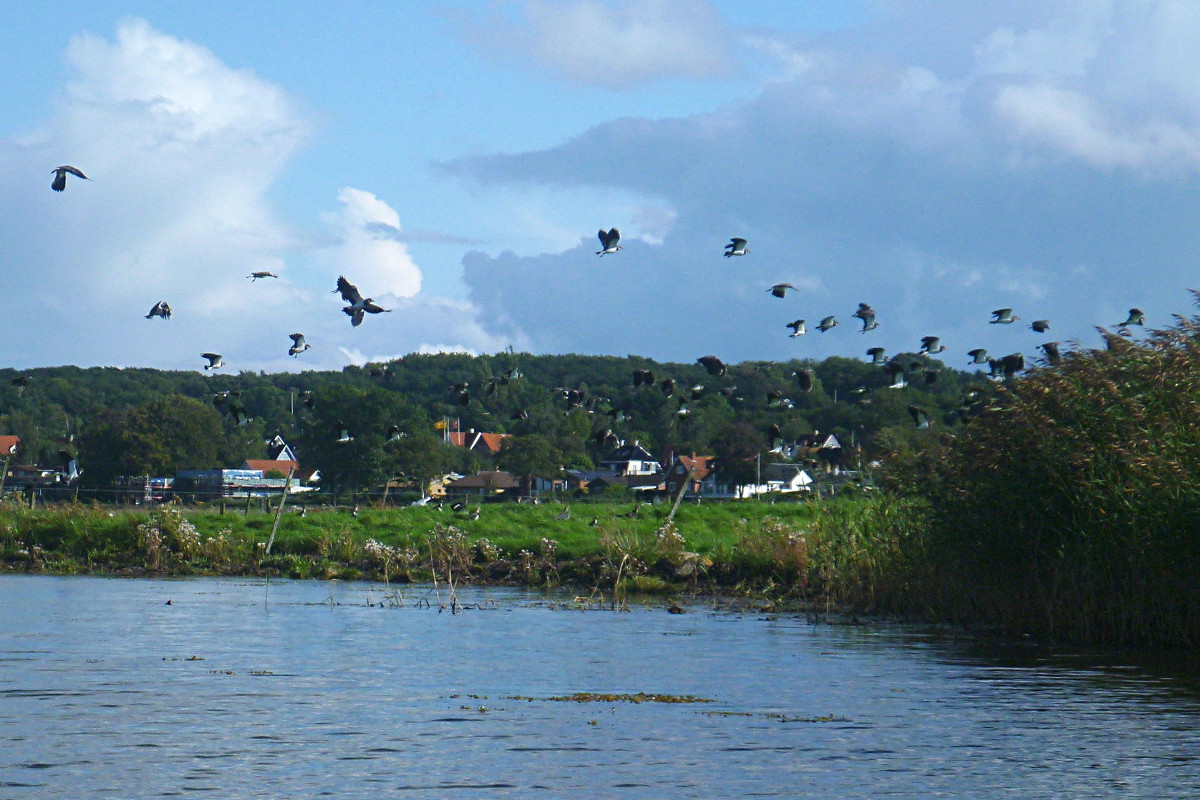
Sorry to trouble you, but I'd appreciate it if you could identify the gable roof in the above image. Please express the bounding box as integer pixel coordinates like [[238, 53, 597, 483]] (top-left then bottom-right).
[[243, 459, 299, 476], [674, 453, 714, 481], [601, 441, 657, 463], [447, 470, 520, 490], [448, 430, 511, 455], [0, 436, 18, 456]]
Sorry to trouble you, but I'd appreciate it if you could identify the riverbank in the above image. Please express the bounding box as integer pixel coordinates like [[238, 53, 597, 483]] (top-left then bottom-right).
[[0, 495, 923, 611]]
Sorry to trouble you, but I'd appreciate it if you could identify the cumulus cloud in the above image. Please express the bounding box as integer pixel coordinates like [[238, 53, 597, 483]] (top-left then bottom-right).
[[449, 1, 1200, 364], [0, 19, 310, 368], [459, 0, 737, 88], [320, 187, 422, 299]]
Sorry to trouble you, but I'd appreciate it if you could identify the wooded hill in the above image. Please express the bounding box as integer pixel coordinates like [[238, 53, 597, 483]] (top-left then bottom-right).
[[0, 351, 992, 491]]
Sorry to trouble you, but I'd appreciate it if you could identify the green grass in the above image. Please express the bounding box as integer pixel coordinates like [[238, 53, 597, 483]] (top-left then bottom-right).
[[0, 496, 918, 610]]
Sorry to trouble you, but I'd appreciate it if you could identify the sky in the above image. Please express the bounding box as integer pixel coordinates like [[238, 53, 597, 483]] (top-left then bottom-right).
[[3, 1, 1200, 375]]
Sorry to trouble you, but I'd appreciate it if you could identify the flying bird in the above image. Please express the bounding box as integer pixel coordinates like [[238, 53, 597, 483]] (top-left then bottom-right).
[[919, 336, 946, 354], [51, 165, 88, 192], [1030, 319, 1051, 333], [335, 422, 354, 443], [866, 347, 887, 365], [632, 368, 655, 387], [990, 308, 1019, 324], [724, 237, 749, 257], [767, 423, 784, 451], [247, 271, 278, 281], [907, 405, 931, 430], [145, 301, 172, 320], [1039, 341, 1062, 365], [793, 368, 814, 392], [288, 333, 310, 357], [11, 375, 29, 396], [967, 348, 989, 365], [786, 319, 806, 337], [883, 360, 906, 388], [816, 316, 838, 333], [386, 425, 406, 442], [201, 353, 225, 370], [596, 228, 622, 255], [697, 355, 727, 376], [852, 303, 878, 332], [1117, 308, 1145, 329], [335, 276, 391, 326], [768, 283, 795, 298]]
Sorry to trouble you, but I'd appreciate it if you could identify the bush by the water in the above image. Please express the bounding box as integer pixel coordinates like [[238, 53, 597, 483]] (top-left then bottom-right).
[[885, 303, 1200, 646]]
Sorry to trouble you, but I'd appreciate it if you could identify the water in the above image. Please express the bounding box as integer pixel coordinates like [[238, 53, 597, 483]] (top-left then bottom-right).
[[1, 576, 1198, 799]]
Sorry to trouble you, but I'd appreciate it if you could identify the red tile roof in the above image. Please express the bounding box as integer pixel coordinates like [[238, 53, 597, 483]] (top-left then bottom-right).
[[243, 459, 299, 476], [0, 436, 19, 456]]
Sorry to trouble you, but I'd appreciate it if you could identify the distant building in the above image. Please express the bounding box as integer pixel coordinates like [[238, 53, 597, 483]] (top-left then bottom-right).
[[0, 436, 18, 457], [447, 429, 511, 457], [446, 470, 520, 496], [599, 442, 663, 477]]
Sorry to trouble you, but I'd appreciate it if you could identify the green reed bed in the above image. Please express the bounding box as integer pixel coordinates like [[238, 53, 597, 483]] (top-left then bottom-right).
[[884, 307, 1200, 647]]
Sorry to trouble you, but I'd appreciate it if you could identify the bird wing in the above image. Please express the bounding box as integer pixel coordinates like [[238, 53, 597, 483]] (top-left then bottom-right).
[[336, 276, 363, 304], [289, 332, 305, 344], [202, 352, 220, 363], [363, 300, 390, 313], [60, 165, 88, 180]]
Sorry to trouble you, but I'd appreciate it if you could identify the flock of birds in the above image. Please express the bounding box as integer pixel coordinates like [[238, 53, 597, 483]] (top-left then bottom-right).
[[29, 172, 1153, 449], [590, 227, 1151, 435]]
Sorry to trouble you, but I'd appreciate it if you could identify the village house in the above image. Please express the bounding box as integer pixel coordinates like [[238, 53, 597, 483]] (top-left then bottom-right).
[[447, 428, 510, 458], [663, 452, 720, 497], [599, 441, 663, 476], [445, 470, 520, 497]]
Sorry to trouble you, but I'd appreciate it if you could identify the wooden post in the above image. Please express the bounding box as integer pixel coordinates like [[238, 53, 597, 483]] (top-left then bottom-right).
[[264, 469, 293, 555], [665, 466, 696, 527]]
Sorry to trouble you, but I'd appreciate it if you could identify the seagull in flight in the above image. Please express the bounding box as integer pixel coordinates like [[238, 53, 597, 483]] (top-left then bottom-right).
[[145, 301, 171, 320], [51, 165, 88, 192], [288, 333, 310, 357], [201, 353, 225, 371], [724, 237, 749, 257], [248, 271, 278, 281], [335, 276, 391, 326], [786, 319, 805, 337], [596, 228, 622, 255]]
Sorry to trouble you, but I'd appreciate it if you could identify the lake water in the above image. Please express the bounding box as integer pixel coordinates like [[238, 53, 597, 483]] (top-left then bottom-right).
[[1, 575, 1198, 799]]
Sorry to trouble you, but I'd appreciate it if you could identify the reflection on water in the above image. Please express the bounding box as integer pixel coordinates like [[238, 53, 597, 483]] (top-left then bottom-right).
[[1, 575, 1198, 799]]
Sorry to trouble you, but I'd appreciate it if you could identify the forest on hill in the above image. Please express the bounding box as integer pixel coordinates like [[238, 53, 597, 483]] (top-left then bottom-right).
[[0, 350, 993, 492]]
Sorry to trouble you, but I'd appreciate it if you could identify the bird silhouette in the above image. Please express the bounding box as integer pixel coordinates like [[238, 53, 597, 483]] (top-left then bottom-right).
[[990, 308, 1019, 324], [724, 237, 749, 257], [287, 333, 310, 357], [697, 355, 727, 376], [967, 348, 989, 365], [1039, 341, 1062, 365], [51, 165, 88, 192], [247, 271, 278, 281], [1117, 308, 1145, 329], [794, 368, 814, 392], [632, 368, 655, 387], [145, 301, 171, 320], [1030, 319, 1050, 333], [852, 303, 878, 332], [768, 283, 795, 298], [919, 336, 946, 354], [201, 353, 225, 370], [816, 316, 838, 332], [866, 347, 887, 365], [786, 319, 806, 337], [907, 405, 931, 430], [335, 276, 391, 326], [596, 228, 622, 255]]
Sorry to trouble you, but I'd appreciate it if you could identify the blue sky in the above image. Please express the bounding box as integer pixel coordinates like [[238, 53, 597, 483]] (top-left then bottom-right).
[[3, 2, 1199, 375]]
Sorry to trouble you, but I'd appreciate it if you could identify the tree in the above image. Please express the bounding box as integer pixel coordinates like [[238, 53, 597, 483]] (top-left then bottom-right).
[[710, 421, 766, 492], [389, 434, 454, 497], [496, 434, 562, 494], [79, 395, 225, 486]]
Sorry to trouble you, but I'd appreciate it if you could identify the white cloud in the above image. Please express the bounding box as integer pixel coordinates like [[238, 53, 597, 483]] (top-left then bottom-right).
[[448, 2, 1200, 364], [0, 19, 311, 369], [461, 0, 737, 88], [320, 187, 423, 299]]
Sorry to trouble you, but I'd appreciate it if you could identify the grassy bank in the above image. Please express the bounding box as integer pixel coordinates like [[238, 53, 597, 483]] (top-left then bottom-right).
[[0, 495, 925, 611]]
